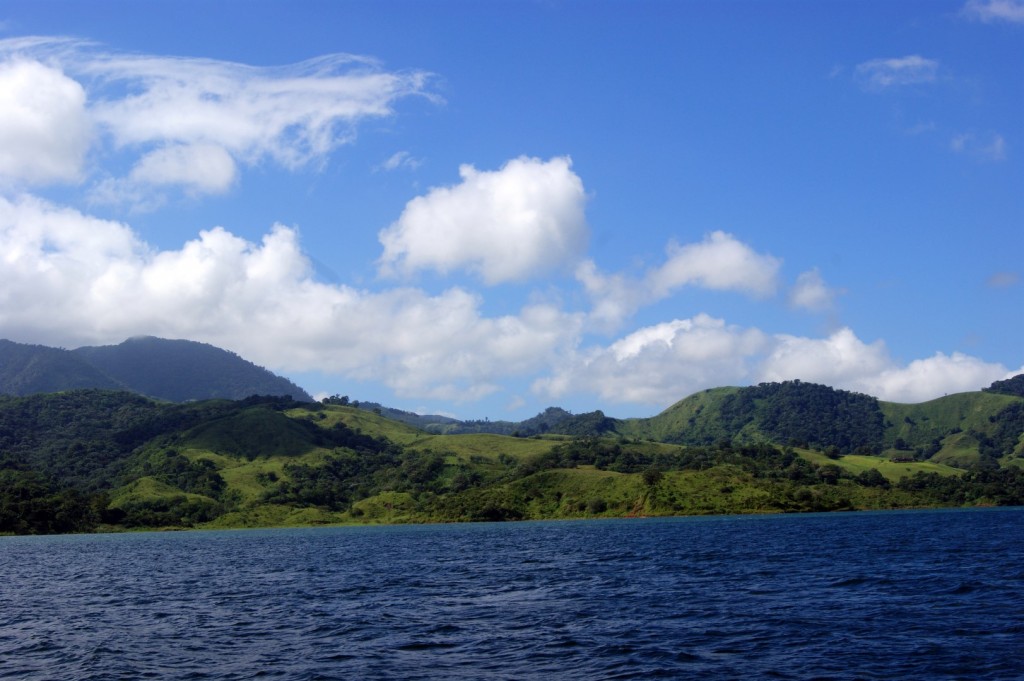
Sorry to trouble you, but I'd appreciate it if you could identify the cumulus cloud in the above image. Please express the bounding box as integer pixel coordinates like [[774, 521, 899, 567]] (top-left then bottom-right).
[[535, 314, 769, 405], [0, 195, 582, 401], [378, 156, 588, 284], [0, 37, 431, 201], [863, 352, 1011, 403], [0, 191, 1012, 409], [0, 59, 91, 185], [759, 328, 891, 389], [962, 0, 1024, 23], [855, 55, 939, 91], [648, 231, 780, 298], [577, 231, 780, 329], [789, 268, 839, 312], [760, 331, 1009, 402], [535, 319, 1010, 408]]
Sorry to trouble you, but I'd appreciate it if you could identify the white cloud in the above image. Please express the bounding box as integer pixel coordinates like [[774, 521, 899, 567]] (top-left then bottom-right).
[[963, 0, 1024, 23], [759, 331, 1008, 402], [789, 268, 839, 312], [757, 330, 1012, 402], [647, 231, 780, 298], [951, 132, 1007, 161], [85, 52, 430, 168], [0, 194, 581, 401], [575, 258, 646, 330], [0, 38, 431, 201], [130, 144, 238, 194], [864, 352, 1011, 403], [759, 328, 891, 389], [855, 55, 939, 91], [535, 314, 769, 405], [0, 59, 91, 185], [577, 231, 780, 329], [378, 156, 588, 284], [0, 192, 1013, 409], [376, 150, 422, 172], [535, 320, 1012, 409]]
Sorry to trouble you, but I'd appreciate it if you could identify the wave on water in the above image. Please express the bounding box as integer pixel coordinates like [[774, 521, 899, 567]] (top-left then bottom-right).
[[1, 509, 1023, 680]]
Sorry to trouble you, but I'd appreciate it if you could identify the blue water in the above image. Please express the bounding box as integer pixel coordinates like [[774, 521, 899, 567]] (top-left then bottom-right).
[[1, 509, 1022, 680]]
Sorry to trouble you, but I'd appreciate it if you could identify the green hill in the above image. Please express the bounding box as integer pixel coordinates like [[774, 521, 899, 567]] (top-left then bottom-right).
[[880, 392, 1024, 466], [620, 381, 885, 453], [2, 375, 1023, 535], [617, 387, 742, 443]]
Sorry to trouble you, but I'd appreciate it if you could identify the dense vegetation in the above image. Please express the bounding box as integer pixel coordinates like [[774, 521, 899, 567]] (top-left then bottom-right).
[[0, 339, 126, 395], [1, 375, 1022, 535], [715, 380, 884, 452], [985, 374, 1024, 398], [342, 401, 615, 438]]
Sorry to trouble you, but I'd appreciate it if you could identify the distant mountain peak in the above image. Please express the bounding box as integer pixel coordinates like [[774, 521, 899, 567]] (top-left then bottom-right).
[[0, 337, 313, 402]]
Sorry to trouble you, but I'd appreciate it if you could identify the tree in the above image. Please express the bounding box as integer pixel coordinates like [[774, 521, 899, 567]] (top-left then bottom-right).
[[642, 467, 664, 487]]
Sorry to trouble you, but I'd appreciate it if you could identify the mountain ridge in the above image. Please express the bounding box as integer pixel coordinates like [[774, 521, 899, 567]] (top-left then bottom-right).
[[350, 379, 1024, 465], [0, 337, 313, 402]]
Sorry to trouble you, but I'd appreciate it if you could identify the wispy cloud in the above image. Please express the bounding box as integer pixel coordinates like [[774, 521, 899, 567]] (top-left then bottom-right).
[[962, 0, 1024, 23], [789, 268, 840, 312], [987, 271, 1020, 288], [951, 131, 1007, 161], [376, 150, 423, 172], [854, 55, 939, 91], [535, 321, 1012, 407], [577, 232, 781, 329], [0, 37, 433, 204]]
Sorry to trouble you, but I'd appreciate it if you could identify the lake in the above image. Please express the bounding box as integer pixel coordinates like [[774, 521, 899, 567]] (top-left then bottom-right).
[[1, 508, 1022, 680]]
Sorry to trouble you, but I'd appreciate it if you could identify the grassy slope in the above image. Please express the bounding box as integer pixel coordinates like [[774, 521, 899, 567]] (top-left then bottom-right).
[[621, 388, 1022, 463], [108, 476, 218, 511], [797, 449, 961, 482], [102, 391, 1019, 530], [881, 392, 1019, 446], [616, 387, 742, 442], [401, 433, 562, 462], [294, 404, 425, 443]]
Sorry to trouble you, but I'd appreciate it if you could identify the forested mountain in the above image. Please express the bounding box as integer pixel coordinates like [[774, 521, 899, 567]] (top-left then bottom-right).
[[616, 379, 1024, 466], [0, 340, 127, 395], [620, 381, 885, 452], [1, 376, 1022, 535], [0, 337, 312, 402]]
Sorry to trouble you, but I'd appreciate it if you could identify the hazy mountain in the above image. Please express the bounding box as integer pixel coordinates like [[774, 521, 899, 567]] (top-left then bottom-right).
[[0, 337, 312, 402], [0, 339, 128, 395]]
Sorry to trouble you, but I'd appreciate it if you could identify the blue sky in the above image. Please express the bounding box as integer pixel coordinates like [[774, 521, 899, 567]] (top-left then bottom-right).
[[1, 0, 1021, 419]]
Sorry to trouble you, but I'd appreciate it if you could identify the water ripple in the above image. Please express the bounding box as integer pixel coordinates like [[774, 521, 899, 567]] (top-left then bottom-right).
[[1, 509, 1023, 680]]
